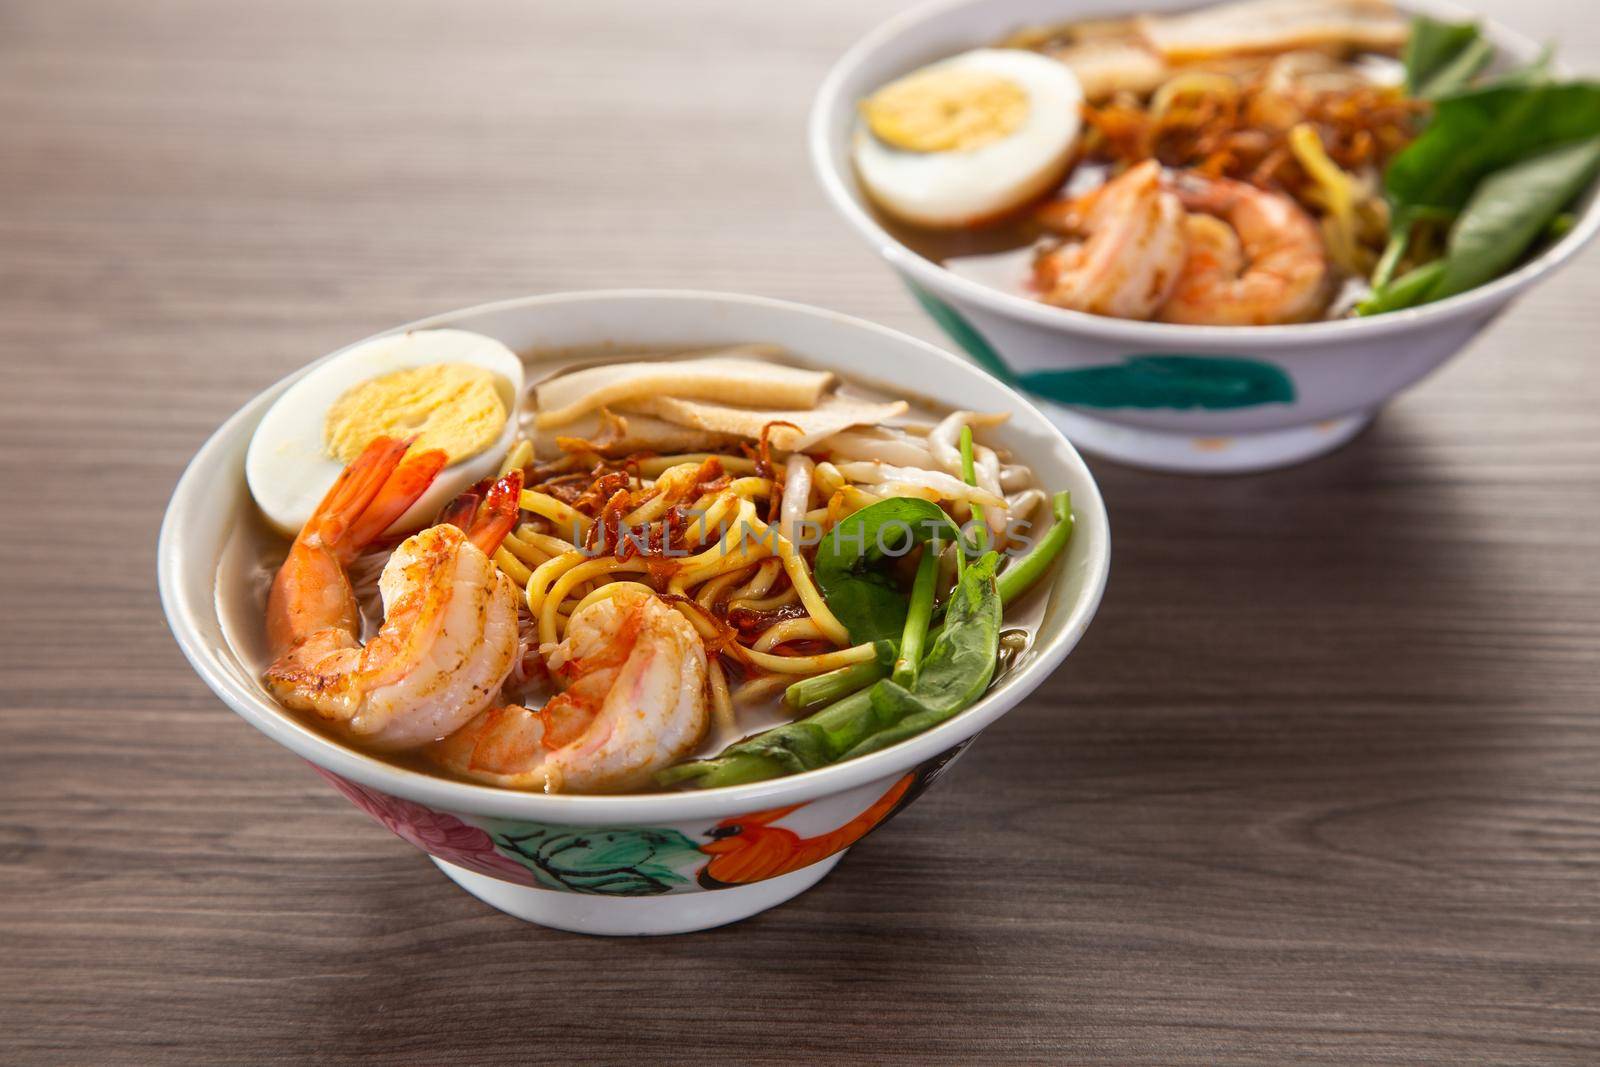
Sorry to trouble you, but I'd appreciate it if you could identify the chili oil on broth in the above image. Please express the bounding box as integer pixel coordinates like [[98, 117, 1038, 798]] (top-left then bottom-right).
[[217, 345, 1051, 793]]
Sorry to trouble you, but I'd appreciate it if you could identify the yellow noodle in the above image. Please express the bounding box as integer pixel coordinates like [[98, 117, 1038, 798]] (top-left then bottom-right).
[[497, 439, 533, 477], [742, 642, 877, 675], [668, 540, 773, 595], [525, 550, 590, 616], [813, 460, 846, 498], [669, 525, 776, 594], [687, 493, 748, 552], [519, 490, 593, 539], [1290, 122, 1365, 274], [706, 658, 737, 739], [515, 524, 579, 557], [1151, 70, 1240, 118], [732, 674, 792, 706], [572, 580, 656, 616], [539, 557, 653, 645], [731, 585, 800, 612], [696, 563, 757, 611], [743, 513, 851, 646], [491, 546, 533, 587], [622, 462, 701, 525], [753, 617, 825, 654], [636, 453, 763, 477], [725, 476, 774, 500], [659, 594, 874, 675], [500, 530, 551, 571], [803, 485, 885, 528], [730, 558, 782, 602]]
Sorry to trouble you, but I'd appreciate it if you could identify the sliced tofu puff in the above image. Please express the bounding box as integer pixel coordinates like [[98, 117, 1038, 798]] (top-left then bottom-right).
[[854, 49, 1083, 230], [246, 329, 524, 537]]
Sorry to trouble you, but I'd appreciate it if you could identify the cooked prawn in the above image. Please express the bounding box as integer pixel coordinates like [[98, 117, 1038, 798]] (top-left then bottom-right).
[[1158, 172, 1331, 325], [431, 586, 709, 794], [264, 436, 527, 751], [1033, 160, 1189, 320]]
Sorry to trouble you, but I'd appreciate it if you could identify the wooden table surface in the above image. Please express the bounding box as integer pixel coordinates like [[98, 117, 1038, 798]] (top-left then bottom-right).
[[4, 1, 1599, 1062]]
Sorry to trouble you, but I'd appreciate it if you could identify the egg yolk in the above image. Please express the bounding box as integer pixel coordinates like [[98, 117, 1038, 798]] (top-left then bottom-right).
[[862, 66, 1028, 153], [324, 362, 506, 466]]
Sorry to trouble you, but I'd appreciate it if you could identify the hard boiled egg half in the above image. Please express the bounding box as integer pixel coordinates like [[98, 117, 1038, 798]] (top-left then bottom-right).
[[854, 49, 1083, 229], [246, 329, 525, 537]]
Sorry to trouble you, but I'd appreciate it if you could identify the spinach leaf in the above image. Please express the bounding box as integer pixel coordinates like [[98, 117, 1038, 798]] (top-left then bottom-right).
[[1404, 16, 1490, 99], [661, 554, 1001, 787], [814, 497, 965, 643], [1386, 82, 1600, 216], [843, 552, 1002, 760], [1430, 136, 1600, 300]]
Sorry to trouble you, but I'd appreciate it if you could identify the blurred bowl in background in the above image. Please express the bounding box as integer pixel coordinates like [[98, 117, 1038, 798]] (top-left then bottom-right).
[[810, 0, 1600, 473]]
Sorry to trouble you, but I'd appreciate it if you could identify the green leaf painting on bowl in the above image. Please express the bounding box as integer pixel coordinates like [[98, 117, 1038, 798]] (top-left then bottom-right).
[[905, 280, 1296, 410], [481, 821, 705, 896]]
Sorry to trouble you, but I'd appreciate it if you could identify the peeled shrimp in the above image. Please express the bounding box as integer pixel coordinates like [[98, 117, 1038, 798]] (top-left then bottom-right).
[[431, 586, 709, 794], [1158, 173, 1331, 325], [264, 436, 526, 751], [1033, 160, 1188, 320]]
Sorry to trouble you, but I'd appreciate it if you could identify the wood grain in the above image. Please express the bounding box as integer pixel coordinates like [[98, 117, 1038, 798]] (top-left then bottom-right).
[[2, 1, 1598, 1062]]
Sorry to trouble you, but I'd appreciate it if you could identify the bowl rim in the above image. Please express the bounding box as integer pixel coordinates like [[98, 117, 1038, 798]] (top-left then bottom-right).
[[808, 0, 1600, 344], [158, 288, 1111, 823]]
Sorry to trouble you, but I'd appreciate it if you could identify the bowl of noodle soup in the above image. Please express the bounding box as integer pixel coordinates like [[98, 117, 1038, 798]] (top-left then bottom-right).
[[810, 0, 1600, 473], [159, 290, 1109, 935]]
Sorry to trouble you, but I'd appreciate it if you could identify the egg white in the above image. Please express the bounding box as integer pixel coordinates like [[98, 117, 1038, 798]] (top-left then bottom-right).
[[246, 329, 526, 538], [854, 49, 1083, 230]]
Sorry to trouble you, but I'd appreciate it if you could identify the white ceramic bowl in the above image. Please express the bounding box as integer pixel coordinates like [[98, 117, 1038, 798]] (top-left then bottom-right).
[[811, 0, 1600, 472], [158, 290, 1110, 935]]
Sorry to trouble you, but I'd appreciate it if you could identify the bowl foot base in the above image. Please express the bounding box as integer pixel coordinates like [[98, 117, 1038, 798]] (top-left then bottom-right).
[[431, 851, 845, 936], [1043, 405, 1375, 474]]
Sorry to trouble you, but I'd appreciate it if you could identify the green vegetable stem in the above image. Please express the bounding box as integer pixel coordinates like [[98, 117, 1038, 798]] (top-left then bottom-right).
[[841, 553, 1002, 760], [892, 547, 940, 688], [671, 490, 1077, 790], [659, 554, 1002, 789], [784, 647, 892, 714], [782, 490, 1075, 714]]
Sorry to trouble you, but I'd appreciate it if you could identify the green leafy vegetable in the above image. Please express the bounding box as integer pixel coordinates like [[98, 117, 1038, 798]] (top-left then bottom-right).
[[1363, 137, 1600, 313], [1374, 79, 1600, 300], [813, 497, 965, 643], [1429, 136, 1600, 300], [1404, 16, 1491, 99], [782, 489, 1076, 712], [660, 555, 1002, 789], [1386, 82, 1600, 218], [843, 554, 1002, 760]]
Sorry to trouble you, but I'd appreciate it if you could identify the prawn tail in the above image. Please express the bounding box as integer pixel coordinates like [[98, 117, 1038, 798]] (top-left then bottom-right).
[[440, 469, 526, 556], [339, 443, 449, 557]]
